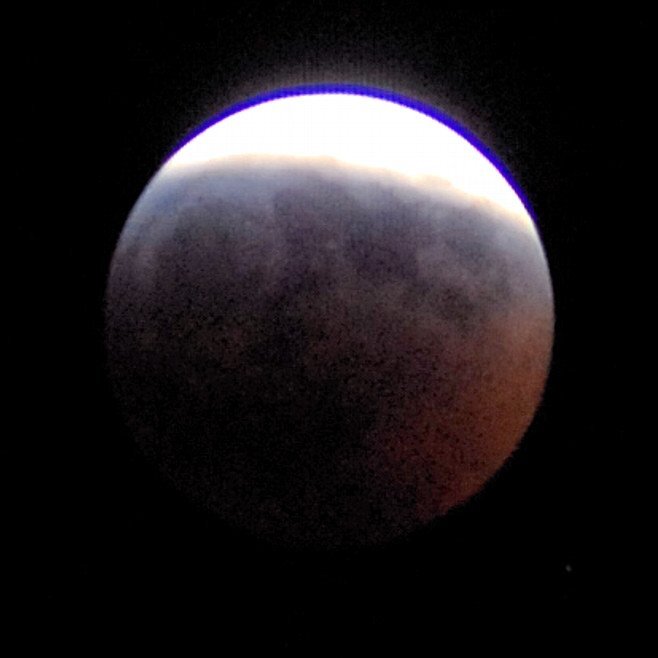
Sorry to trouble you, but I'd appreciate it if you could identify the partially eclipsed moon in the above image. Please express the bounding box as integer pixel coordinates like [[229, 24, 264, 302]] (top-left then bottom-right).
[[106, 87, 554, 548]]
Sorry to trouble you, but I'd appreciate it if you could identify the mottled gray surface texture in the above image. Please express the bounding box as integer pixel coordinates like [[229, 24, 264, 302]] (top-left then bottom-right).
[[106, 156, 553, 548]]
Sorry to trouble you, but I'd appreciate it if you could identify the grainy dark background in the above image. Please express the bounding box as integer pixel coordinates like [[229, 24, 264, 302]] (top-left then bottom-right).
[[22, 3, 625, 649]]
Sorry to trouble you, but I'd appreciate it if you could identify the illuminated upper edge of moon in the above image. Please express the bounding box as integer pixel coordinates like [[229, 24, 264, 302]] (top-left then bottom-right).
[[165, 92, 532, 228]]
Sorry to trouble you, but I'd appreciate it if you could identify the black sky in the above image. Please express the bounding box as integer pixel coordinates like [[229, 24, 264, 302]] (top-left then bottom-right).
[[21, 4, 626, 649]]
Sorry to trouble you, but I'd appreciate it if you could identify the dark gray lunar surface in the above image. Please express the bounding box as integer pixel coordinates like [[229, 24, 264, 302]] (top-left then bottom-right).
[[106, 155, 553, 548]]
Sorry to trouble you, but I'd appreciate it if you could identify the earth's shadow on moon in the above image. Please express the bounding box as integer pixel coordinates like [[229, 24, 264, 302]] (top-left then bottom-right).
[[106, 155, 554, 550]]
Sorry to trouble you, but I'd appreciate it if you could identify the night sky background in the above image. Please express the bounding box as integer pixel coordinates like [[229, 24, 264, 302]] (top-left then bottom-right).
[[23, 4, 626, 649]]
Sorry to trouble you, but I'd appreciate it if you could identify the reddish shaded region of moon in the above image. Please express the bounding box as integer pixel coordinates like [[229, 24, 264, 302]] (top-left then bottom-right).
[[105, 156, 554, 548]]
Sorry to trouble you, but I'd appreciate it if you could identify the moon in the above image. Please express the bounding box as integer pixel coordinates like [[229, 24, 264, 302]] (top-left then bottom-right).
[[105, 88, 554, 548]]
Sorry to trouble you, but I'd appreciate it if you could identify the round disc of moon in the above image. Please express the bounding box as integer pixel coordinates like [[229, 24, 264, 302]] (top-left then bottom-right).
[[106, 89, 554, 548]]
